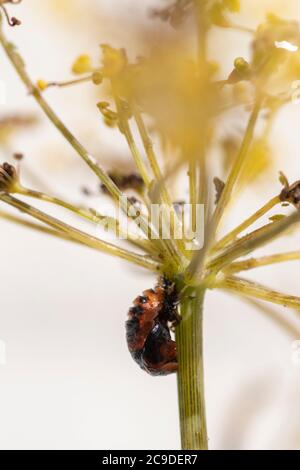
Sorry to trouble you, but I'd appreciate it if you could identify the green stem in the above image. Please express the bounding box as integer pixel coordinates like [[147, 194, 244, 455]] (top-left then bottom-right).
[[0, 208, 84, 245], [176, 288, 208, 450], [208, 210, 300, 273], [218, 276, 300, 310], [186, 99, 262, 282], [211, 98, 262, 233], [189, 159, 197, 231], [112, 88, 150, 188], [214, 195, 280, 251], [17, 187, 153, 254], [45, 75, 93, 89], [224, 251, 300, 274], [133, 105, 186, 261], [0, 193, 160, 272]]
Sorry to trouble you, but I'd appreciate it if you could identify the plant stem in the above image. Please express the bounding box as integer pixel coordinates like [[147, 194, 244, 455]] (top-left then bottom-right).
[[0, 193, 160, 272], [176, 287, 208, 450], [112, 90, 151, 188], [214, 195, 280, 251], [17, 187, 153, 254], [0, 208, 84, 245], [0, 22, 118, 199], [133, 106, 174, 209], [208, 210, 300, 273], [218, 276, 300, 311], [189, 159, 197, 229], [224, 251, 300, 274], [211, 98, 262, 234], [186, 99, 262, 281], [132, 105, 186, 260], [45, 75, 93, 89]]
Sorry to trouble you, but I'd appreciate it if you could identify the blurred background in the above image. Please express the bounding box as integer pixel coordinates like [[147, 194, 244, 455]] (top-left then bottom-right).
[[1, 0, 300, 450]]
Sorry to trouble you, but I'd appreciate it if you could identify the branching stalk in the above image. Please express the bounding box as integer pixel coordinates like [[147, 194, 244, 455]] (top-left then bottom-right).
[[0, 208, 84, 245], [214, 195, 280, 251], [218, 276, 300, 311], [187, 99, 262, 281], [208, 210, 300, 273], [211, 98, 263, 234], [224, 252, 300, 274], [0, 193, 160, 272], [17, 186, 153, 254], [132, 105, 186, 259], [112, 90, 151, 188]]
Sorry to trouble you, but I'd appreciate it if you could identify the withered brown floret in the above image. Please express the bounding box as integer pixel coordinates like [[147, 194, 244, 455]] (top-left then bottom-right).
[[280, 180, 300, 209], [0, 162, 18, 193], [101, 172, 144, 194]]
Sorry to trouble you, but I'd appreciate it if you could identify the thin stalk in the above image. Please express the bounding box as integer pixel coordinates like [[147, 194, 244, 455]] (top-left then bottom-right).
[[214, 196, 280, 251], [189, 159, 197, 232], [112, 89, 150, 188], [226, 24, 255, 34], [194, 0, 209, 214], [187, 99, 262, 281], [208, 210, 300, 273], [17, 187, 153, 254], [211, 98, 262, 234], [0, 193, 161, 272], [111, 87, 182, 270], [0, 21, 154, 245], [176, 288, 208, 450], [194, 0, 207, 68], [133, 106, 186, 259], [218, 276, 300, 311], [133, 107, 167, 196], [43, 75, 93, 89], [0, 22, 118, 199], [0, 208, 84, 245], [198, 153, 208, 209], [224, 252, 300, 274]]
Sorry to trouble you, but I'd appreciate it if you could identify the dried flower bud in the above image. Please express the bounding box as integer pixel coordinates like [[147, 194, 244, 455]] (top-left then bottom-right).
[[213, 177, 225, 204], [280, 177, 300, 209], [13, 152, 24, 160], [101, 172, 144, 194], [0, 162, 19, 193]]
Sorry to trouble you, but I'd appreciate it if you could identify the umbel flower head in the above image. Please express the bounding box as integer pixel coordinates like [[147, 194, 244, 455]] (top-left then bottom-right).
[[0, 162, 20, 193]]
